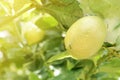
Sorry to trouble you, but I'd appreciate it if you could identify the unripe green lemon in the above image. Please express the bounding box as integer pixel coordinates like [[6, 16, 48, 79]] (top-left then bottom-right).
[[24, 22, 45, 45], [64, 16, 107, 59]]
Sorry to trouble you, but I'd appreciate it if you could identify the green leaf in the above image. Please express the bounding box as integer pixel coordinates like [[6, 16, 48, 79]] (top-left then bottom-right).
[[78, 0, 93, 15], [48, 69, 82, 80], [88, 0, 120, 18], [99, 57, 120, 74], [114, 23, 120, 30], [91, 72, 108, 79], [92, 72, 118, 80], [103, 42, 115, 47], [42, 35, 65, 59], [71, 59, 95, 80], [73, 59, 95, 74], [35, 14, 58, 30], [29, 73, 40, 80], [100, 78, 117, 80], [47, 51, 70, 63], [66, 59, 75, 70], [41, 0, 83, 29], [115, 35, 120, 50], [43, 35, 62, 51]]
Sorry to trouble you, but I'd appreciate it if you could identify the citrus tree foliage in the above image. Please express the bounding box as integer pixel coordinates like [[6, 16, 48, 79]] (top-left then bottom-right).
[[0, 0, 120, 80]]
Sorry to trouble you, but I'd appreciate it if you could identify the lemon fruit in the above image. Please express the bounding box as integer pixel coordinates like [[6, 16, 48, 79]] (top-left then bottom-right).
[[64, 16, 107, 59], [24, 22, 45, 45]]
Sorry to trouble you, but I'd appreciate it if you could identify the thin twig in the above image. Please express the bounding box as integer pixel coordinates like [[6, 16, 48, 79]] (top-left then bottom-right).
[[0, 4, 35, 27]]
